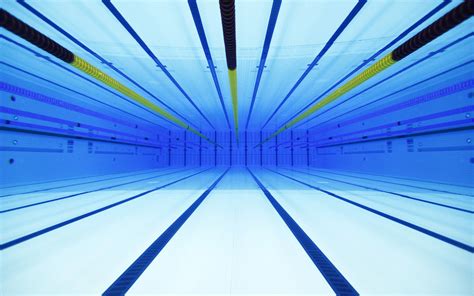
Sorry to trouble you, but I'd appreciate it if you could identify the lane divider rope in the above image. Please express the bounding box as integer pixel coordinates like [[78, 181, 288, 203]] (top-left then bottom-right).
[[256, 0, 474, 147], [102, 0, 216, 130], [282, 1, 452, 130], [219, 0, 239, 142], [260, 0, 367, 130], [188, 0, 231, 129], [0, 9, 220, 147]]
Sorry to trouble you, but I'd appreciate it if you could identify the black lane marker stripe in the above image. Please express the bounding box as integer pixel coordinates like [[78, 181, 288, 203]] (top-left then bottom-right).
[[0, 168, 191, 214], [284, 168, 473, 214], [0, 168, 212, 250], [247, 168, 358, 296], [308, 168, 474, 198], [0, 169, 170, 198], [267, 169, 474, 253], [102, 0, 216, 130], [103, 168, 230, 295]]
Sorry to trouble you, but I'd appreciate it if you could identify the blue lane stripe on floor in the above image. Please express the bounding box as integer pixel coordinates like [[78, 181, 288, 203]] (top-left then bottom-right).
[[309, 168, 474, 198], [268, 169, 473, 253], [286, 168, 473, 214], [0, 168, 212, 250], [248, 168, 358, 296], [0, 168, 192, 214], [103, 168, 230, 295], [0, 169, 168, 198]]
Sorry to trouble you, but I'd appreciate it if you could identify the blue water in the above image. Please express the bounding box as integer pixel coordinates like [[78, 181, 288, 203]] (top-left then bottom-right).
[[1, 0, 473, 294]]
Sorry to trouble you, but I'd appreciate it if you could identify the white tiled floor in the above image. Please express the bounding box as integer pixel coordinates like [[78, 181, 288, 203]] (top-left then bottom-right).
[[1, 167, 472, 295]]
